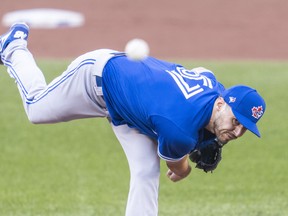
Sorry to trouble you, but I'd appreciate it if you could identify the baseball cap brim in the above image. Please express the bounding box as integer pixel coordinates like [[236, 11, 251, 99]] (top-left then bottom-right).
[[232, 109, 261, 138]]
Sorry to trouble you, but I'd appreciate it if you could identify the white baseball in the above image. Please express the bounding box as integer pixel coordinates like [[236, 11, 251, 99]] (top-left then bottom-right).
[[125, 38, 150, 60]]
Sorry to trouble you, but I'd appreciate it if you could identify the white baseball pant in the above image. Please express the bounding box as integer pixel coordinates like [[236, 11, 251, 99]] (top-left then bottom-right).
[[2, 40, 161, 216]]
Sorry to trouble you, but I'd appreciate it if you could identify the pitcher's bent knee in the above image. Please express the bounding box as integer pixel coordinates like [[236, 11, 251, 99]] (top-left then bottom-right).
[[27, 113, 52, 124], [26, 108, 60, 124]]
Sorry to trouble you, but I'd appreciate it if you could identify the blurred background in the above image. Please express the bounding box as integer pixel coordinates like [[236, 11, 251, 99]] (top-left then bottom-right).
[[1, 0, 288, 60]]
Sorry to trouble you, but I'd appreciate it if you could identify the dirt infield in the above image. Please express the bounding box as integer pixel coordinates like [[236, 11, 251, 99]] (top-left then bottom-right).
[[1, 0, 288, 60]]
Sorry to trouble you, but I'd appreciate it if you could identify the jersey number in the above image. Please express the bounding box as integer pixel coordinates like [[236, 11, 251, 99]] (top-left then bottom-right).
[[166, 67, 213, 99]]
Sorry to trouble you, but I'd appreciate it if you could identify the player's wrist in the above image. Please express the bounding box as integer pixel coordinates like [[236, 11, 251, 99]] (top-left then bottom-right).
[[166, 156, 191, 178], [177, 164, 191, 178], [183, 164, 192, 177]]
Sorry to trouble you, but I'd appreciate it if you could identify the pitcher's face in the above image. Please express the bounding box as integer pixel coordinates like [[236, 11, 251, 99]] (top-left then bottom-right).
[[213, 103, 247, 144]]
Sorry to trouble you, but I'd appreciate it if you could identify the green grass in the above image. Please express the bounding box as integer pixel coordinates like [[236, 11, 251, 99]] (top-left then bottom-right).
[[0, 59, 287, 216]]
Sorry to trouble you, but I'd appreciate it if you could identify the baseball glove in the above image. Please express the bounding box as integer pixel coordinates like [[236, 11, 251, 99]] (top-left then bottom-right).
[[189, 138, 223, 173]]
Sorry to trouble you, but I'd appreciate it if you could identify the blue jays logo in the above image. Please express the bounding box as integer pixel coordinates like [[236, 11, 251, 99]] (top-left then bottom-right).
[[251, 106, 264, 119], [229, 97, 236, 103]]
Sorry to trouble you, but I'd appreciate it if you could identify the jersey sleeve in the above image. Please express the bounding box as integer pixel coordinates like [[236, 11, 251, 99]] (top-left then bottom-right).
[[150, 115, 197, 161]]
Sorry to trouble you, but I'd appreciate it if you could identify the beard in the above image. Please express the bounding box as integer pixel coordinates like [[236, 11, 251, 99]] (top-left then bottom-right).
[[213, 118, 233, 145], [215, 132, 229, 145], [214, 130, 229, 144]]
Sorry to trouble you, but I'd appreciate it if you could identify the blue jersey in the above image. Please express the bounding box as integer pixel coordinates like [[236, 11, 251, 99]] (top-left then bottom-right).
[[102, 56, 225, 161]]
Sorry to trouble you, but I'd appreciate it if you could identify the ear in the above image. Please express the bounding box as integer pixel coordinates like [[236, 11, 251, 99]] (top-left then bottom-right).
[[215, 97, 225, 111]]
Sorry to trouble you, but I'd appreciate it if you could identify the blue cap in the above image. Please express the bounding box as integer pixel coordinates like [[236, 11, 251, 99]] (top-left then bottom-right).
[[222, 85, 266, 137]]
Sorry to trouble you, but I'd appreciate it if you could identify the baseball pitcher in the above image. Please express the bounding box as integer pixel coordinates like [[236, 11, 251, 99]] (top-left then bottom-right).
[[0, 23, 266, 216]]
